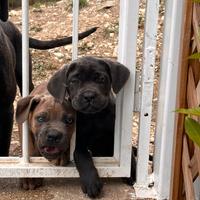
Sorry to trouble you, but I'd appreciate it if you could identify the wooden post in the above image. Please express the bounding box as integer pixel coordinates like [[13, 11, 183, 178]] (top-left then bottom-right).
[[170, 0, 193, 199]]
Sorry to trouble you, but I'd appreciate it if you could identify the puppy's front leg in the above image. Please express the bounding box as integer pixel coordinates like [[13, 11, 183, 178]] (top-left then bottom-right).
[[18, 125, 43, 190], [74, 148, 103, 198], [20, 178, 43, 190]]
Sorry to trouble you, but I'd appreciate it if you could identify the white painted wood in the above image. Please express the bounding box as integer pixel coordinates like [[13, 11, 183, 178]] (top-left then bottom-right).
[[22, 0, 30, 164], [0, 165, 130, 178], [153, 0, 185, 199], [72, 0, 79, 60], [194, 177, 200, 200], [136, 0, 160, 185], [0, 157, 119, 164], [133, 71, 141, 112], [116, 0, 139, 175], [70, 0, 79, 161], [134, 174, 156, 198], [0, 157, 128, 178]]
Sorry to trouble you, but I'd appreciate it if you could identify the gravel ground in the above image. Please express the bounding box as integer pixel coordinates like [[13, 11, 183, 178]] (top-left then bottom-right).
[[0, 178, 137, 200]]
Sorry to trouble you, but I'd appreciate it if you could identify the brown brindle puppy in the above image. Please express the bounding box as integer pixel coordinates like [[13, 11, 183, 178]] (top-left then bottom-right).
[[16, 81, 75, 189]]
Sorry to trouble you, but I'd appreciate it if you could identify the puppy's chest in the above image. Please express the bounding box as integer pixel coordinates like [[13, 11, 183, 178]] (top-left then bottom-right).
[[76, 108, 115, 137]]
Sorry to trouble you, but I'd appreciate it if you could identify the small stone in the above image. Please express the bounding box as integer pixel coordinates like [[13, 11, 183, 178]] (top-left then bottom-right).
[[9, 10, 19, 16], [54, 52, 64, 59], [32, 8, 43, 13], [87, 42, 94, 48], [64, 45, 72, 51], [109, 33, 114, 37], [104, 22, 110, 28], [103, 13, 109, 19]]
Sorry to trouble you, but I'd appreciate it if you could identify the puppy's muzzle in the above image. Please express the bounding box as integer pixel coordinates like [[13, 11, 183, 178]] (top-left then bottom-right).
[[82, 91, 97, 104], [72, 89, 109, 114], [37, 129, 67, 160]]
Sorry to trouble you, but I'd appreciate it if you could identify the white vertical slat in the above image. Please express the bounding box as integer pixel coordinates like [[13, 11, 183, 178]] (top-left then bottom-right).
[[153, 0, 185, 199], [22, 0, 30, 163], [116, 0, 139, 176], [72, 0, 79, 60], [136, 0, 160, 185], [70, 0, 79, 161]]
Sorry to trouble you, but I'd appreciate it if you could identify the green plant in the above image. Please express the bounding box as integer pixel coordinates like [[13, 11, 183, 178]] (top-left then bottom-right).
[[79, 0, 88, 8], [9, 0, 59, 8], [70, 0, 88, 9], [33, 2, 42, 8], [188, 52, 200, 59], [30, 26, 43, 32], [176, 107, 200, 147]]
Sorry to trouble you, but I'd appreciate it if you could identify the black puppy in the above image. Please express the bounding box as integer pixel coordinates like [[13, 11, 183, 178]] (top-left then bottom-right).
[[48, 56, 134, 198], [0, 0, 8, 21], [0, 20, 96, 157]]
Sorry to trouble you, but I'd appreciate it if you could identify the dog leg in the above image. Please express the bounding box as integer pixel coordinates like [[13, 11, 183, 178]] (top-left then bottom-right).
[[18, 124, 43, 190], [20, 178, 43, 190], [74, 148, 103, 198], [0, 105, 13, 156], [123, 149, 137, 185]]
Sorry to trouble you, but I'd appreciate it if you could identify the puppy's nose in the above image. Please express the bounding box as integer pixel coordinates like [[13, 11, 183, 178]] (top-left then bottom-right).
[[47, 131, 62, 143], [83, 91, 96, 102]]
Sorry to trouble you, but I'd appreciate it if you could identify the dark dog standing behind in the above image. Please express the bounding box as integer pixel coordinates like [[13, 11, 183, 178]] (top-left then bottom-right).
[[0, 24, 16, 156], [48, 56, 136, 198], [0, 20, 96, 157]]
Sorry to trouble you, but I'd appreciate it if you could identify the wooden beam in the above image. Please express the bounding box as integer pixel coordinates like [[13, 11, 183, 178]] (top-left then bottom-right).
[[182, 136, 195, 200], [190, 155, 198, 180], [192, 3, 200, 52], [187, 67, 198, 109], [170, 0, 193, 199], [197, 81, 200, 104], [195, 81, 200, 177], [194, 144, 200, 178]]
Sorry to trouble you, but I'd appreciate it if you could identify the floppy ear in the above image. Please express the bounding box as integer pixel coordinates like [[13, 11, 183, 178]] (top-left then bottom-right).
[[102, 59, 130, 93], [16, 96, 40, 124], [47, 65, 68, 103]]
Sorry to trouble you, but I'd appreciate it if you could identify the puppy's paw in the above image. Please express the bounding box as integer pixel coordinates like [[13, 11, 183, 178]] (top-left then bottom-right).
[[80, 172, 103, 198], [20, 178, 43, 190]]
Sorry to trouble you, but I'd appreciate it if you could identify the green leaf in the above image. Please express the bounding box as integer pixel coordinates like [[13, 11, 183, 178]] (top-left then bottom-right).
[[193, 0, 200, 3], [185, 117, 200, 147], [188, 52, 200, 59], [176, 107, 200, 116]]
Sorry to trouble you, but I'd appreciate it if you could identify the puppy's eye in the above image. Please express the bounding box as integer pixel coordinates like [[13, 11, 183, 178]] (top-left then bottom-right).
[[63, 116, 74, 125], [36, 116, 46, 123], [69, 79, 79, 85]]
